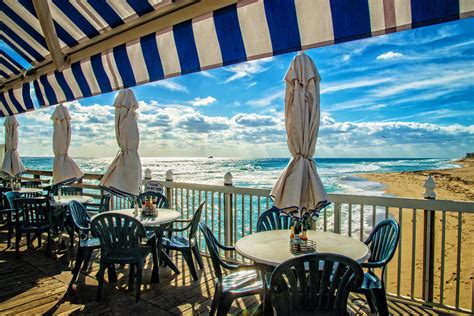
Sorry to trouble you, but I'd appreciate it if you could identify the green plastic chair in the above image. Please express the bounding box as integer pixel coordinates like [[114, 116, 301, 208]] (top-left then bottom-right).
[[162, 202, 205, 281], [269, 253, 364, 315], [14, 197, 52, 258], [61, 186, 83, 196], [256, 206, 298, 232], [355, 218, 400, 316], [91, 212, 158, 302], [199, 223, 263, 316], [1, 189, 15, 247]]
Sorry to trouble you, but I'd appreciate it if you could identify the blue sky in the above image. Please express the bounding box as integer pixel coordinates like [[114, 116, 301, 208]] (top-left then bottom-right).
[[6, 18, 474, 158]]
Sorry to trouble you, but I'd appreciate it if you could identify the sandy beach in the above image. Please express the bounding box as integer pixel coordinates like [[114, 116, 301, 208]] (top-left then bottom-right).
[[358, 158, 473, 310]]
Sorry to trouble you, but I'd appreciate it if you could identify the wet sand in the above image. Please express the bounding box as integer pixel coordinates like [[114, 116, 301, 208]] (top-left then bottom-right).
[[358, 158, 473, 310]]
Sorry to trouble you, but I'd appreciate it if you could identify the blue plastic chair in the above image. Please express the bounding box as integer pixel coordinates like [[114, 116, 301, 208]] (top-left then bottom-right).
[[256, 206, 298, 232], [67, 201, 101, 291], [14, 197, 52, 258], [91, 212, 158, 302], [269, 253, 364, 315], [355, 218, 400, 315], [199, 223, 263, 316]]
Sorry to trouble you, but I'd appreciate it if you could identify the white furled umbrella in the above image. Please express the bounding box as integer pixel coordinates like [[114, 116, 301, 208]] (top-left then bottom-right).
[[51, 104, 84, 184], [2, 116, 26, 177], [99, 89, 142, 197], [270, 52, 328, 210]]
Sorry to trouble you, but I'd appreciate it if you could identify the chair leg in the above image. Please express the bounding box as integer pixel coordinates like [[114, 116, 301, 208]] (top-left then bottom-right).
[[210, 284, 221, 316], [372, 287, 389, 316], [69, 246, 85, 290], [135, 262, 143, 302], [7, 224, 12, 248], [96, 262, 106, 302], [151, 242, 160, 283], [69, 227, 74, 249], [108, 264, 117, 283], [217, 293, 234, 316], [182, 248, 198, 281], [46, 230, 52, 257], [128, 264, 135, 290], [15, 229, 20, 258], [363, 290, 376, 313], [82, 248, 93, 272], [26, 233, 31, 249], [192, 245, 204, 270]]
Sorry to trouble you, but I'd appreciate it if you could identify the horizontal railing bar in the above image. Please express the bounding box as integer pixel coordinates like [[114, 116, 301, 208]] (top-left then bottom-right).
[[329, 193, 474, 213], [20, 170, 474, 213]]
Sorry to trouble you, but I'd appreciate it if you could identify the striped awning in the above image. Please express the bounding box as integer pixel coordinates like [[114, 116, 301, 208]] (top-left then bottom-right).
[[1, 0, 473, 116], [0, 49, 25, 80]]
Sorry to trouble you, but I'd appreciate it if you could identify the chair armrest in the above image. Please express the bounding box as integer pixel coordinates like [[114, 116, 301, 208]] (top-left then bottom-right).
[[166, 220, 192, 232], [361, 261, 386, 269], [214, 240, 235, 251]]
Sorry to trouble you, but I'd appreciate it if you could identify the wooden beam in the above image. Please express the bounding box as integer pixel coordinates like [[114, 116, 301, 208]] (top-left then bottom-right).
[[3, 0, 236, 92], [32, 0, 65, 71]]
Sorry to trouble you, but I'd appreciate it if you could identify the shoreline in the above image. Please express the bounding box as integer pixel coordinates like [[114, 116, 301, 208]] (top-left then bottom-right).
[[356, 158, 474, 201], [354, 158, 473, 309]]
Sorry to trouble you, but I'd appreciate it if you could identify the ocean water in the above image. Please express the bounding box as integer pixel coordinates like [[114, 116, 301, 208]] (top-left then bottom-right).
[[22, 157, 459, 196]]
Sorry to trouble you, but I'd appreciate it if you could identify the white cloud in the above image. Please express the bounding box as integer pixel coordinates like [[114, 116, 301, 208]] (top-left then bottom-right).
[[321, 78, 390, 94], [373, 70, 473, 97], [149, 80, 188, 93], [246, 82, 257, 89], [199, 71, 214, 78], [224, 58, 272, 83], [190, 96, 217, 106], [376, 51, 404, 60], [247, 91, 284, 107]]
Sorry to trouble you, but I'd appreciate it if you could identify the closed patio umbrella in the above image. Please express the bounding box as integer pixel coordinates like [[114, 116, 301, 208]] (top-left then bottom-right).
[[51, 104, 84, 184], [270, 52, 327, 210], [2, 116, 26, 177], [99, 89, 142, 197]]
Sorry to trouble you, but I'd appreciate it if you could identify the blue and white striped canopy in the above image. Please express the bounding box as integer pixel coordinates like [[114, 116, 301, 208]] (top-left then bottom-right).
[[1, 0, 473, 117]]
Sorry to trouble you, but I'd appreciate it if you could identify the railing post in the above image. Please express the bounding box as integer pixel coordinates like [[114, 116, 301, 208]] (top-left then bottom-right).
[[333, 202, 342, 234], [224, 172, 233, 258], [165, 170, 174, 209], [423, 175, 436, 305], [142, 168, 152, 190]]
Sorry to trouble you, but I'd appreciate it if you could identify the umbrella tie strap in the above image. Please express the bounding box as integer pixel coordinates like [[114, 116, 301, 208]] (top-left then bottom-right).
[[295, 153, 312, 160]]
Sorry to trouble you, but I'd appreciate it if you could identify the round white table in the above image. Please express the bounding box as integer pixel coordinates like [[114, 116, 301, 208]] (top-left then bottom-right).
[[110, 208, 181, 281], [110, 208, 180, 227], [235, 230, 370, 267], [53, 195, 94, 206]]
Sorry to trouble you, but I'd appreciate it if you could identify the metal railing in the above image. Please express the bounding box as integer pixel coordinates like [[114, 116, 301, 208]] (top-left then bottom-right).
[[21, 169, 474, 314]]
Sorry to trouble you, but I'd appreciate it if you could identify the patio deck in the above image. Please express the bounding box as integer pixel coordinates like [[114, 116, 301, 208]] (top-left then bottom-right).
[[0, 234, 461, 315]]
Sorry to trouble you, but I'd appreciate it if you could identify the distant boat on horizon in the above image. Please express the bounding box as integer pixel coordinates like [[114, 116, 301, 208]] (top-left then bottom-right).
[[208, 156, 214, 159]]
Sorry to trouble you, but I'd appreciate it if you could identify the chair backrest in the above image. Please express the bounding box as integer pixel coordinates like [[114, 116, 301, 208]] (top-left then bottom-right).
[[4, 191, 20, 209], [91, 212, 147, 261], [44, 184, 59, 196], [61, 186, 83, 196], [257, 206, 296, 232], [14, 198, 51, 226], [199, 223, 225, 281], [138, 192, 168, 208], [68, 200, 91, 233], [21, 181, 40, 188], [269, 253, 364, 315], [365, 218, 400, 267], [189, 202, 205, 241], [0, 188, 12, 209], [99, 194, 111, 213]]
